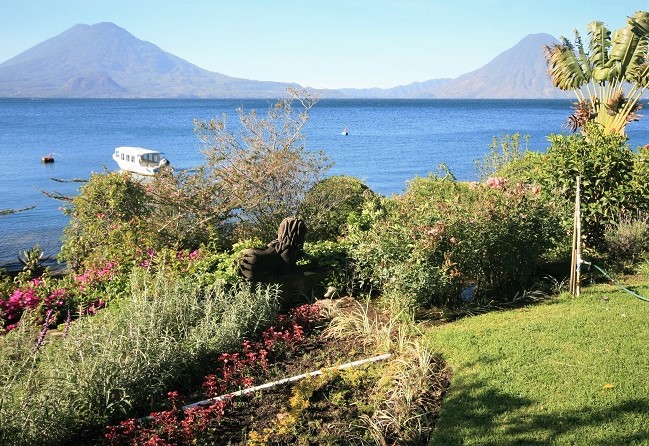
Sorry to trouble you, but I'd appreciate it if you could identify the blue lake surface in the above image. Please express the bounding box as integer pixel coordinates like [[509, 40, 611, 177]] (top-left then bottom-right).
[[1, 98, 649, 268]]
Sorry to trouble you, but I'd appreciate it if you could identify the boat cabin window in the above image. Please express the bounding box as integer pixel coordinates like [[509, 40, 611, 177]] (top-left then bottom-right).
[[141, 153, 160, 163], [121, 154, 124, 160]]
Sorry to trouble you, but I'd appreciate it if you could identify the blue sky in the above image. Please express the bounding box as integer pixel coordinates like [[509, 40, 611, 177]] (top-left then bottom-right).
[[1, 0, 647, 88]]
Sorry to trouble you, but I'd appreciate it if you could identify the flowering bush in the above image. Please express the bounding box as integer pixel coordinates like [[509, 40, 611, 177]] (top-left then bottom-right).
[[346, 174, 563, 311], [1, 276, 69, 331], [0, 247, 210, 333], [485, 176, 507, 189]]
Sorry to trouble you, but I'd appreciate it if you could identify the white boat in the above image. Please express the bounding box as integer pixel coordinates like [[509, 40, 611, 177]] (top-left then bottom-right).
[[112, 147, 169, 176]]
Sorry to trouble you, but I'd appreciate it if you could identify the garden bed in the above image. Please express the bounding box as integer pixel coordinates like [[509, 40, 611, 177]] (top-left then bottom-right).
[[105, 298, 451, 446]]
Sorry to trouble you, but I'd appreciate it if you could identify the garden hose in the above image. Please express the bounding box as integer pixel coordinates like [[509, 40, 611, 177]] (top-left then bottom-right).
[[581, 259, 649, 303]]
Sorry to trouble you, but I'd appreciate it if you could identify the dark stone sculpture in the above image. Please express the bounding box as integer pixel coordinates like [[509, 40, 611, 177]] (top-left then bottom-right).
[[238, 217, 307, 282]]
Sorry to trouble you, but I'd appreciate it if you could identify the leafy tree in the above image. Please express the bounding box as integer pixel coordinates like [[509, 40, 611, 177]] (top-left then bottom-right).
[[59, 172, 152, 270], [60, 89, 330, 270], [540, 122, 636, 249], [299, 175, 373, 242], [194, 88, 331, 241], [544, 11, 649, 134]]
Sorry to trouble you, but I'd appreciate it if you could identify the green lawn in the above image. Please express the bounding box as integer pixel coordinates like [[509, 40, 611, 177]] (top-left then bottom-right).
[[425, 278, 649, 445]]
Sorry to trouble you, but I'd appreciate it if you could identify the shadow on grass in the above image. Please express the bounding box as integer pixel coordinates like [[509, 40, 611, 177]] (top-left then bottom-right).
[[429, 378, 649, 446]]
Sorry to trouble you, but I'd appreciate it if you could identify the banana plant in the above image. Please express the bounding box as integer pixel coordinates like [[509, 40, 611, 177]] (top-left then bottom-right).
[[544, 11, 649, 135]]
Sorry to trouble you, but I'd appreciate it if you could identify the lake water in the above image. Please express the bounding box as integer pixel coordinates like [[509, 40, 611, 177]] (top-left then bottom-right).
[[2, 98, 649, 269]]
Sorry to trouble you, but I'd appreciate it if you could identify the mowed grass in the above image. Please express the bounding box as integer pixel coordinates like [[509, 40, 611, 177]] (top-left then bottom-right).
[[425, 278, 649, 445]]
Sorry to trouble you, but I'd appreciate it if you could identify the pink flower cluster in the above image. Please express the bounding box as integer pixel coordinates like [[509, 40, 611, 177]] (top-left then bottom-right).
[[75, 261, 118, 291], [140, 248, 157, 268], [140, 248, 203, 269], [105, 303, 324, 446], [486, 177, 508, 189], [1, 278, 67, 332], [175, 249, 202, 262]]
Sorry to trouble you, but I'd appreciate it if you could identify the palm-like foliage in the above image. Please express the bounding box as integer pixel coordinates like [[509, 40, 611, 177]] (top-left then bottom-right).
[[544, 11, 649, 135]]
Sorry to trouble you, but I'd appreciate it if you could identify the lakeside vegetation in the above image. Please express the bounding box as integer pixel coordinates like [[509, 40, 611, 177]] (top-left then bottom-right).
[[2, 12, 649, 444]]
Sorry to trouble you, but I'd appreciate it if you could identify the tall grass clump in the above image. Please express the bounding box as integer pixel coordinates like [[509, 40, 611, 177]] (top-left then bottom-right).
[[321, 299, 446, 445], [0, 269, 279, 446], [346, 173, 563, 313], [604, 212, 649, 271]]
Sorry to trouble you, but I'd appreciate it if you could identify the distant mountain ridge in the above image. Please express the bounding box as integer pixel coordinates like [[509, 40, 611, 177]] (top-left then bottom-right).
[[0, 23, 569, 99], [0, 22, 299, 98]]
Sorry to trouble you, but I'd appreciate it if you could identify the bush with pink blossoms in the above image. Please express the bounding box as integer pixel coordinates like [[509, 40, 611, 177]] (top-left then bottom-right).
[[1, 275, 70, 332], [346, 173, 564, 311]]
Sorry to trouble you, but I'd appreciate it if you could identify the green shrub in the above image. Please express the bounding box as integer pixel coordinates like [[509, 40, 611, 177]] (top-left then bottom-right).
[[540, 123, 638, 250], [299, 175, 373, 242], [476, 133, 528, 180], [301, 240, 352, 293], [0, 270, 280, 446], [631, 144, 649, 210], [184, 239, 266, 288], [346, 174, 563, 311], [59, 172, 152, 271], [475, 134, 547, 187]]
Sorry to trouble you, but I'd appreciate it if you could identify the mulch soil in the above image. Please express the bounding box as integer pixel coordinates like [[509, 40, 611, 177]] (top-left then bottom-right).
[[186, 298, 452, 445]]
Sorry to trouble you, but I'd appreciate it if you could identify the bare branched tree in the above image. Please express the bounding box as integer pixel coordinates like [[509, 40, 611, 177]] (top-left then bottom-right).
[[194, 88, 331, 240]]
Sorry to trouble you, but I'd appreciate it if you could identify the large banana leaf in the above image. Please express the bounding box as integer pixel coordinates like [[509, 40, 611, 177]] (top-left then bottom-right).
[[587, 21, 611, 76], [624, 11, 649, 86], [609, 27, 641, 80], [623, 35, 649, 84], [628, 10, 649, 35], [574, 30, 593, 80], [545, 42, 588, 90]]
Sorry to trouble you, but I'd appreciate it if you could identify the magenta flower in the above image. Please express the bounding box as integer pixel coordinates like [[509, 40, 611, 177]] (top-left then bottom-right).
[[486, 177, 507, 189]]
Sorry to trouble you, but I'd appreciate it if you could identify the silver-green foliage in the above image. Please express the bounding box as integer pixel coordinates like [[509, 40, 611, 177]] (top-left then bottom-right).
[[0, 270, 279, 446], [605, 212, 649, 267]]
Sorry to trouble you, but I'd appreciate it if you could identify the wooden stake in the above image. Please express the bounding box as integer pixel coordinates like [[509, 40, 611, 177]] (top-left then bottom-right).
[[575, 176, 581, 296], [569, 176, 581, 296]]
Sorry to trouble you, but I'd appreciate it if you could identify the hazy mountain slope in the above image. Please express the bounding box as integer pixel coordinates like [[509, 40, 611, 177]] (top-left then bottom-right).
[[0, 22, 299, 98], [333, 78, 453, 99], [431, 33, 571, 99]]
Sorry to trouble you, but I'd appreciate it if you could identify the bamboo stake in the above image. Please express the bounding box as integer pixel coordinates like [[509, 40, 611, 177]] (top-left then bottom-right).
[[575, 176, 582, 296], [569, 216, 577, 295], [569, 176, 581, 296]]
